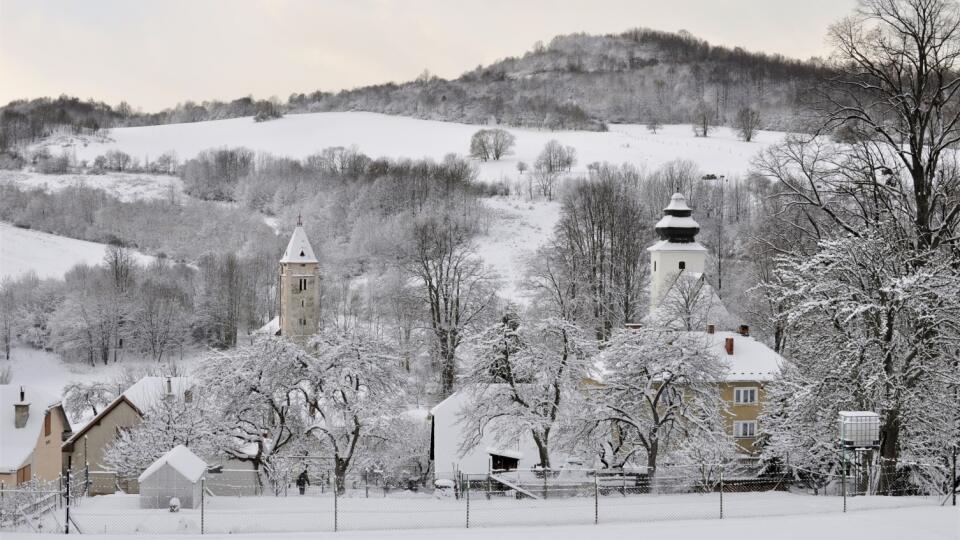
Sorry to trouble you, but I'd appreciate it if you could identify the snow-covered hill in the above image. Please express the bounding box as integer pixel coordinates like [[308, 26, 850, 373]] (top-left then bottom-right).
[[24, 112, 786, 300], [60, 112, 784, 182], [0, 222, 154, 280]]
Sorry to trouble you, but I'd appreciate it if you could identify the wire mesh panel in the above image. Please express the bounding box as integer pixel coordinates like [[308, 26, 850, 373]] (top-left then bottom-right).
[[597, 466, 721, 524], [333, 471, 458, 531], [0, 481, 62, 533], [462, 469, 597, 528]]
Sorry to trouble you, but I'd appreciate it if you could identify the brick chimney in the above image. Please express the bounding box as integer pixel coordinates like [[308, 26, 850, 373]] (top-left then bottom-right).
[[724, 337, 734, 355], [738, 325, 750, 337], [707, 324, 715, 334], [14, 386, 30, 429]]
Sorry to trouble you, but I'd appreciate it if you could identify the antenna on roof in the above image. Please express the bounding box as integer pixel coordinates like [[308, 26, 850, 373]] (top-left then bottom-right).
[[297, 212, 302, 227]]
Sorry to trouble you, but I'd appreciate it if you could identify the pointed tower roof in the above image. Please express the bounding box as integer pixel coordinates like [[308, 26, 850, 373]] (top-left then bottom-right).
[[280, 223, 318, 264]]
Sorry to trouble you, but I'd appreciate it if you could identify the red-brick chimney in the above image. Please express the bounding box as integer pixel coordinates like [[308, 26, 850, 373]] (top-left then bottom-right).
[[738, 325, 750, 337], [707, 324, 715, 334], [725, 337, 734, 355]]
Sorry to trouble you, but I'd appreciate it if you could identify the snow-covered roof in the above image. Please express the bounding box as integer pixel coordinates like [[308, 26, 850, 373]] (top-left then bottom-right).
[[122, 376, 194, 413], [654, 215, 700, 229], [280, 225, 318, 264], [647, 240, 708, 252], [138, 444, 207, 483], [65, 376, 194, 446], [252, 316, 280, 336], [664, 193, 692, 212], [0, 385, 63, 473], [703, 331, 783, 382], [486, 447, 523, 460]]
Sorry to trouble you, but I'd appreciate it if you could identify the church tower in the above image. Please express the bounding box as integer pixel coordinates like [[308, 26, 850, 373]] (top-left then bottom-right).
[[279, 216, 320, 343], [647, 193, 707, 313]]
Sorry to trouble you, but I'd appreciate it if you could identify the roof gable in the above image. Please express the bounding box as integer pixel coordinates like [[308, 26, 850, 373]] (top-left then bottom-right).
[[138, 444, 207, 483], [280, 225, 318, 264]]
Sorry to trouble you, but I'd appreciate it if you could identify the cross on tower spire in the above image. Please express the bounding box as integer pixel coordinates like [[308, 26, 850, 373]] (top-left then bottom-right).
[[297, 212, 302, 226]]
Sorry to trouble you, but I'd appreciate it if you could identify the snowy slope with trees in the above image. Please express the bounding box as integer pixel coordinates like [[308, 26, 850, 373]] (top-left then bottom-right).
[[58, 112, 784, 182]]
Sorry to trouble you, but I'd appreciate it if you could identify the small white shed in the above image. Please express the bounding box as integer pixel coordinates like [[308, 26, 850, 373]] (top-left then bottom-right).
[[138, 445, 207, 509]]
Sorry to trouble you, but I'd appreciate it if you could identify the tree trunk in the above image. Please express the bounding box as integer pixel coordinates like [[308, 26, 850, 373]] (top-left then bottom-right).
[[334, 458, 349, 495], [878, 411, 901, 495], [532, 431, 551, 469]]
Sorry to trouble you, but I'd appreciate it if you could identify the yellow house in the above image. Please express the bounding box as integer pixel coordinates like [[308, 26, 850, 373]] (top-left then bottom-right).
[[0, 385, 72, 486], [62, 376, 193, 495], [701, 326, 782, 455]]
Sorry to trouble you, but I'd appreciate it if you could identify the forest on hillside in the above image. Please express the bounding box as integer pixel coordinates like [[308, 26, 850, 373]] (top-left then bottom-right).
[[0, 28, 829, 154]]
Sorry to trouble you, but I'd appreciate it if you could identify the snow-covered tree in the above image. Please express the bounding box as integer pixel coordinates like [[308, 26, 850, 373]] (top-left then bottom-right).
[[761, 225, 960, 493], [199, 338, 311, 491], [300, 329, 402, 493], [103, 391, 222, 479], [588, 328, 726, 479], [459, 314, 593, 468], [63, 381, 117, 423]]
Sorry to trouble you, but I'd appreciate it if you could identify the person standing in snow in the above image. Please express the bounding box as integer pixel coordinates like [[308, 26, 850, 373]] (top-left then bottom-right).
[[296, 469, 310, 495]]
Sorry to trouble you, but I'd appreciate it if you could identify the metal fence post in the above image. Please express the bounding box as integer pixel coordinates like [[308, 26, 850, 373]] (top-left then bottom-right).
[[465, 475, 470, 529], [201, 477, 205, 535], [952, 446, 957, 507], [333, 475, 338, 532], [64, 458, 71, 534], [841, 448, 847, 513], [719, 465, 724, 520], [1, 481, 5, 525], [594, 470, 599, 525]]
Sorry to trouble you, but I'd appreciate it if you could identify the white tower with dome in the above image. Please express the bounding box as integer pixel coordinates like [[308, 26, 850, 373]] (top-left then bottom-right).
[[647, 193, 707, 313]]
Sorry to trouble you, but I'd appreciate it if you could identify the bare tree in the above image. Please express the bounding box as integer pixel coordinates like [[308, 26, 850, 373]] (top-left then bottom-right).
[[488, 129, 517, 160], [402, 214, 495, 396], [691, 100, 713, 137], [735, 107, 761, 141], [469, 130, 491, 161], [646, 116, 663, 134]]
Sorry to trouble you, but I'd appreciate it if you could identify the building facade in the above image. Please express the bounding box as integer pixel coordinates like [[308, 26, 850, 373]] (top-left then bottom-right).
[[0, 385, 72, 486]]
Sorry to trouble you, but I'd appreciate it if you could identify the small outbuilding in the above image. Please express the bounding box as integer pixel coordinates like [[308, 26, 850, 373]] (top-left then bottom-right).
[[138, 445, 207, 509]]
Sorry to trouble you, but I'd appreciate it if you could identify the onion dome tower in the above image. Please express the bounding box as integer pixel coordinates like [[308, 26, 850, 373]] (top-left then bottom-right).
[[647, 193, 707, 312]]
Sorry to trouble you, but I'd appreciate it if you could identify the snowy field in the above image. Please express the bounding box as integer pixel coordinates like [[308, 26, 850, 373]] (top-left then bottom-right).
[[0, 170, 183, 203], [16, 492, 955, 538], [55, 112, 785, 182], [0, 222, 154, 281]]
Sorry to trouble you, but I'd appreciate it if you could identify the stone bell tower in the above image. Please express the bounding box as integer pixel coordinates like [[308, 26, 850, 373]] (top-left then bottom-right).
[[279, 215, 320, 343], [647, 193, 707, 313]]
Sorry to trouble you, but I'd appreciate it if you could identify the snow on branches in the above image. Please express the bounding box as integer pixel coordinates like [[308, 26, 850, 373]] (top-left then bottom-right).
[[459, 314, 593, 469], [588, 328, 727, 475]]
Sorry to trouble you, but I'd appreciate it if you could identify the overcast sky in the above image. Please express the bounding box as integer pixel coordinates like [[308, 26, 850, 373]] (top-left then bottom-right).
[[0, 0, 857, 111]]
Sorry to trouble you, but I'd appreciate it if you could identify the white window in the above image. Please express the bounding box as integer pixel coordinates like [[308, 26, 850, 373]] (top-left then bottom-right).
[[734, 387, 758, 405], [734, 421, 757, 438]]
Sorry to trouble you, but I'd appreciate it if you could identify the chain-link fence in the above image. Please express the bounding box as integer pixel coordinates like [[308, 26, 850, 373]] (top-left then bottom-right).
[[2, 462, 953, 535], [0, 468, 89, 534]]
